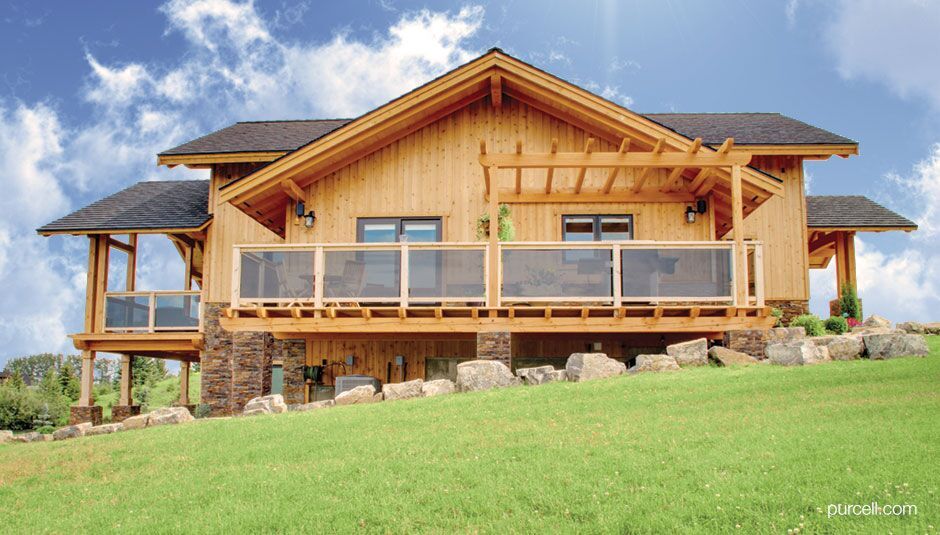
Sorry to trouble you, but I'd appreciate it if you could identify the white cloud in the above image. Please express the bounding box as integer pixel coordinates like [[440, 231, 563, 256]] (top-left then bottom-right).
[[785, 0, 800, 27], [886, 143, 940, 239], [827, 0, 940, 108]]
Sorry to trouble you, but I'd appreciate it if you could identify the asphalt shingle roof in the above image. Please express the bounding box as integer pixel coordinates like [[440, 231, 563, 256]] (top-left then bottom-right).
[[158, 120, 352, 156], [643, 113, 856, 146], [37, 180, 211, 234], [806, 195, 917, 229]]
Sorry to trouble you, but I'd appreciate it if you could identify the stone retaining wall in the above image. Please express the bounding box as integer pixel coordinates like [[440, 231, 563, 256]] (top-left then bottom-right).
[[723, 327, 806, 359], [278, 338, 306, 405], [766, 299, 809, 325], [476, 331, 511, 366], [111, 405, 141, 423], [69, 405, 102, 426]]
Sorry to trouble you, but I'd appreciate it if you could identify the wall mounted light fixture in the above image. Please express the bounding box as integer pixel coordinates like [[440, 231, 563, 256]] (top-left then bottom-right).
[[696, 198, 707, 214], [685, 206, 696, 224], [304, 210, 316, 228]]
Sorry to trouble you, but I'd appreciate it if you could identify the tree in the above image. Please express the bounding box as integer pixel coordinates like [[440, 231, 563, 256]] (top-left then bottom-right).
[[839, 282, 862, 321], [59, 363, 81, 401]]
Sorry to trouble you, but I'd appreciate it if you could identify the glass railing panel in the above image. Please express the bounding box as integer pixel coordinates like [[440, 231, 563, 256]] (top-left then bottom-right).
[[408, 249, 485, 300], [323, 250, 401, 300], [154, 294, 201, 329], [620, 248, 732, 300], [105, 295, 150, 330], [501, 248, 613, 300], [239, 250, 315, 301]]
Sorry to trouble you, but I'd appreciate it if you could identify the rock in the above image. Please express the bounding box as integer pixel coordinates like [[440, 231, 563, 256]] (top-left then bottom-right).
[[242, 408, 270, 417], [666, 338, 708, 366], [148, 406, 195, 427], [565, 353, 627, 382], [805, 345, 831, 365], [52, 422, 92, 441], [863, 333, 929, 360], [382, 379, 424, 401], [863, 315, 892, 329], [0, 430, 13, 444], [11, 432, 44, 443], [122, 413, 150, 430], [516, 365, 567, 385], [924, 322, 940, 335], [290, 400, 335, 412], [421, 379, 456, 397], [766, 340, 819, 366], [708, 346, 758, 366], [243, 394, 288, 415], [897, 321, 925, 334], [851, 326, 894, 335], [373, 392, 385, 403], [85, 423, 123, 436], [817, 335, 864, 361], [631, 354, 681, 373], [456, 360, 519, 391], [770, 327, 806, 341], [335, 385, 379, 405]]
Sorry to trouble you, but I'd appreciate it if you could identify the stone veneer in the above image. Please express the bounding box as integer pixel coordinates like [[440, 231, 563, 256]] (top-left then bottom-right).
[[202, 303, 305, 415], [766, 299, 809, 325], [278, 338, 306, 405], [69, 405, 102, 426], [111, 405, 141, 423], [723, 327, 806, 359], [476, 331, 511, 366]]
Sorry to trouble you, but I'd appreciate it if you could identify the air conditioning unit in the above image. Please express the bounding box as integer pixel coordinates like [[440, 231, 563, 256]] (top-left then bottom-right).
[[335, 374, 381, 396]]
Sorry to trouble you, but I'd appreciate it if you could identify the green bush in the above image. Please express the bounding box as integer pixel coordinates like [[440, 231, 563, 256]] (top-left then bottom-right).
[[194, 403, 212, 419], [825, 316, 849, 335], [839, 282, 862, 321], [0, 383, 45, 431], [790, 314, 826, 337], [770, 307, 783, 327], [35, 425, 56, 435]]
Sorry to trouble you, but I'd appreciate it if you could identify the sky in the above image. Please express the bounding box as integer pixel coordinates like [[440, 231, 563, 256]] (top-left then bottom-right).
[[0, 0, 939, 366]]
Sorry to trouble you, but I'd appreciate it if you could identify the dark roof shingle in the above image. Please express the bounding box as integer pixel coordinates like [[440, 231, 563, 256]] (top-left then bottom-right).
[[37, 180, 211, 234], [643, 113, 856, 146], [159, 120, 352, 156], [806, 195, 917, 229]]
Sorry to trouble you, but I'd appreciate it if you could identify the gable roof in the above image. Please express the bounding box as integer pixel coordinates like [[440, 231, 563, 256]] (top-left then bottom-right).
[[161, 112, 854, 157], [806, 195, 917, 230], [37, 180, 211, 235]]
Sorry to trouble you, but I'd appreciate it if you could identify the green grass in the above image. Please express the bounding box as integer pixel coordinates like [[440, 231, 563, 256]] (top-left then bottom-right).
[[2, 339, 938, 534], [94, 373, 201, 421]]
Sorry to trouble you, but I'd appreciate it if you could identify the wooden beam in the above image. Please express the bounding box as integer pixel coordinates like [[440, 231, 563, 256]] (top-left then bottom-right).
[[662, 138, 701, 192], [688, 168, 712, 194], [731, 164, 748, 306], [496, 191, 694, 204], [125, 234, 137, 292], [514, 140, 523, 194], [158, 151, 287, 167], [481, 148, 751, 170], [487, 182, 499, 307], [602, 138, 631, 193], [573, 137, 595, 193], [631, 137, 666, 193], [544, 138, 558, 193], [107, 238, 135, 254], [490, 73, 502, 108], [280, 178, 306, 203], [480, 140, 490, 195], [715, 138, 734, 154]]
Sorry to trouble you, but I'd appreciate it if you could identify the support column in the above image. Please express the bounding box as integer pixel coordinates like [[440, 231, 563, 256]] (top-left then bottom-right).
[[730, 164, 748, 306], [70, 350, 103, 425], [112, 354, 141, 423], [179, 361, 190, 405], [834, 231, 857, 292], [476, 331, 511, 368], [486, 168, 499, 311]]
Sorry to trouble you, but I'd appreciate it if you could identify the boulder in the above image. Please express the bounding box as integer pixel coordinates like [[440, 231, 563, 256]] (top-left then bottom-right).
[[925, 322, 940, 335], [863, 333, 929, 360], [85, 423, 124, 436], [421, 379, 456, 397], [148, 406, 194, 427], [666, 338, 708, 366], [897, 321, 925, 334], [11, 432, 44, 443], [52, 422, 92, 441], [631, 354, 681, 373], [766, 340, 819, 366], [122, 413, 150, 430], [382, 379, 424, 401], [290, 400, 335, 412], [805, 345, 831, 365], [243, 394, 288, 415], [707, 346, 758, 366], [516, 366, 567, 385], [335, 385, 379, 405], [819, 335, 865, 361], [456, 360, 519, 391], [851, 326, 894, 335], [863, 315, 892, 329], [565, 353, 627, 382], [0, 430, 12, 443]]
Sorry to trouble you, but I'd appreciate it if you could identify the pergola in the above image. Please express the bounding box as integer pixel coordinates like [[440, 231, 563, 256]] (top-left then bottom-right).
[[478, 136, 775, 307]]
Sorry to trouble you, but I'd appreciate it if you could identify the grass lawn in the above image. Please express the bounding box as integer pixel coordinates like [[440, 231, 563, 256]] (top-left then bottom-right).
[[1, 338, 937, 533]]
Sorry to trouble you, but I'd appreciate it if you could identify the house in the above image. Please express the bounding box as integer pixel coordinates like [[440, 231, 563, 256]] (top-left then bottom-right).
[[37, 49, 917, 424]]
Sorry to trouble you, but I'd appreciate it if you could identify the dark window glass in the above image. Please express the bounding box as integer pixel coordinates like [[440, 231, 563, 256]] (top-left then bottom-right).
[[357, 218, 442, 243], [562, 215, 633, 241]]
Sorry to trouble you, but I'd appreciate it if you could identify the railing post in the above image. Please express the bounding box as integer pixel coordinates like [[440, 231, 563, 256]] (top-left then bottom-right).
[[612, 244, 622, 308], [314, 246, 324, 308], [754, 243, 765, 308], [231, 245, 240, 309], [730, 243, 738, 307], [148, 291, 156, 333], [400, 244, 409, 308]]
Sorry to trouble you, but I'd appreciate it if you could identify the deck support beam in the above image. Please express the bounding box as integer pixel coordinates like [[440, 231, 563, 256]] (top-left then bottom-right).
[[834, 231, 857, 292], [179, 361, 191, 406], [730, 164, 748, 306], [119, 354, 133, 406]]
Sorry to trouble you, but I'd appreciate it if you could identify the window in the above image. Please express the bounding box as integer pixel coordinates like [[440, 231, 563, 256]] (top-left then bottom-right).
[[357, 217, 442, 243], [562, 214, 633, 241]]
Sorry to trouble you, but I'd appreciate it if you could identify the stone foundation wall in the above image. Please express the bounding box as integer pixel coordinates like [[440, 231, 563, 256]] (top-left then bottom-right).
[[201, 302, 306, 415], [723, 327, 806, 359], [476, 331, 511, 366], [767, 299, 809, 325], [69, 405, 102, 426], [111, 405, 141, 423], [278, 338, 307, 405]]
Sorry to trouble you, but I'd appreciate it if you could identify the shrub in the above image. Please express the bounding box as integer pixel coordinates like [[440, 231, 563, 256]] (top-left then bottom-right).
[[824, 316, 849, 335], [194, 403, 212, 419], [839, 282, 862, 321], [0, 383, 45, 431], [790, 314, 825, 337], [35, 425, 56, 435], [770, 307, 784, 327], [476, 204, 515, 241], [847, 317, 862, 328]]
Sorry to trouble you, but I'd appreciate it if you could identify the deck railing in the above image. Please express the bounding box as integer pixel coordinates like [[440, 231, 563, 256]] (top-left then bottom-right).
[[232, 241, 764, 308], [104, 291, 202, 332]]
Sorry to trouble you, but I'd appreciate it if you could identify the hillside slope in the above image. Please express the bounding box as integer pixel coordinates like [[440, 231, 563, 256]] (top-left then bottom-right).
[[1, 338, 938, 533]]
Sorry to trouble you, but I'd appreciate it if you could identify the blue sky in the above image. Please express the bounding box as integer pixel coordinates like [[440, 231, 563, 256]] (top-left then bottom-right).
[[1, 0, 938, 365]]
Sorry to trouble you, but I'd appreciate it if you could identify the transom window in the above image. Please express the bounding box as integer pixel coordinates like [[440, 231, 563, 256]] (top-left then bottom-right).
[[357, 217, 442, 243], [562, 215, 633, 242]]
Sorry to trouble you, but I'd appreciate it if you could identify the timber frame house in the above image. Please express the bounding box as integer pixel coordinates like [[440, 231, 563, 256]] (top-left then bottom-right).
[[38, 48, 917, 423]]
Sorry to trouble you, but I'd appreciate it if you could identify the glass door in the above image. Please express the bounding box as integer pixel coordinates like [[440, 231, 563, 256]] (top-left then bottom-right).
[[357, 218, 442, 300]]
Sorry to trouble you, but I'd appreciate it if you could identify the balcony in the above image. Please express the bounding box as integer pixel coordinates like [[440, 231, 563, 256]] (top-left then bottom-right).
[[224, 241, 770, 335], [104, 291, 202, 333]]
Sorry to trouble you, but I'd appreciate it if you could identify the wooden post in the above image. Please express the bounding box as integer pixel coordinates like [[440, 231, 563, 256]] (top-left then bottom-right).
[[487, 167, 500, 309], [179, 361, 190, 406], [79, 351, 95, 406], [834, 231, 857, 292], [612, 245, 622, 308], [119, 355, 133, 406], [400, 244, 409, 308], [730, 164, 748, 306], [93, 235, 110, 332], [183, 244, 194, 291], [126, 234, 137, 291]]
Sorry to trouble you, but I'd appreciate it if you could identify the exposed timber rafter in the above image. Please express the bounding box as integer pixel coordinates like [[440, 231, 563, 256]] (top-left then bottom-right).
[[662, 137, 702, 192], [573, 137, 595, 193], [631, 137, 666, 193], [544, 138, 558, 193], [602, 138, 631, 194], [490, 73, 502, 108]]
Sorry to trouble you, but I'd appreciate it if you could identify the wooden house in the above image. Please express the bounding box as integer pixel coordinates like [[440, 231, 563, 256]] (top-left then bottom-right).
[[38, 49, 917, 423]]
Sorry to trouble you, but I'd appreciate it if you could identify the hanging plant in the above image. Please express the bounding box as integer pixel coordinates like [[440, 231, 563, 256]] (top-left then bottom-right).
[[477, 203, 515, 241]]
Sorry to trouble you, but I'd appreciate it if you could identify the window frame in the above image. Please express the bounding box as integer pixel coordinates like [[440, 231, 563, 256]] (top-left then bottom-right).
[[561, 214, 634, 242], [356, 217, 443, 243]]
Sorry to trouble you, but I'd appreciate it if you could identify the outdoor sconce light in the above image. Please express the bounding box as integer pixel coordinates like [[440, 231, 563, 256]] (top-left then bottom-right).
[[295, 199, 306, 218], [685, 205, 696, 224], [296, 200, 316, 228], [696, 198, 707, 214]]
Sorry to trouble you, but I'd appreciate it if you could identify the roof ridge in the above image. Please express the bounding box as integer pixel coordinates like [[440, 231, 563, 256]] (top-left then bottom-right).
[[641, 112, 783, 116], [235, 118, 354, 124]]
